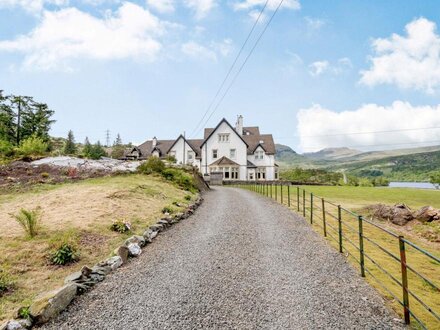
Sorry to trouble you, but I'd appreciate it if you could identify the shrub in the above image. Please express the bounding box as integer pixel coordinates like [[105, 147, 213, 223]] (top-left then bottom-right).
[[0, 139, 14, 157], [16, 136, 48, 157], [162, 206, 174, 214], [17, 306, 31, 319], [161, 168, 197, 192], [110, 219, 131, 233], [48, 230, 79, 265], [11, 208, 41, 238], [138, 156, 165, 175], [0, 268, 14, 297], [184, 194, 191, 201], [41, 172, 50, 178], [165, 155, 177, 163]]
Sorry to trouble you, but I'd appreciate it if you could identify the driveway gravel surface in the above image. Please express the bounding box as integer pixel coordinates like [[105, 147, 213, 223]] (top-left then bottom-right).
[[41, 187, 403, 329]]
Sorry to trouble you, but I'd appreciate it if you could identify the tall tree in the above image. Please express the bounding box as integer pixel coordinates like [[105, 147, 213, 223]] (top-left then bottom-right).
[[63, 130, 77, 155], [0, 91, 15, 143], [10, 95, 33, 145], [21, 102, 55, 142], [90, 141, 106, 159], [82, 137, 92, 158], [111, 133, 125, 159]]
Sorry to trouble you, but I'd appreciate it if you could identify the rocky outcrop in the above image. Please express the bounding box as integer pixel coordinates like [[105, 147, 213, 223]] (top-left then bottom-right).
[[366, 203, 440, 226], [414, 206, 440, 222]]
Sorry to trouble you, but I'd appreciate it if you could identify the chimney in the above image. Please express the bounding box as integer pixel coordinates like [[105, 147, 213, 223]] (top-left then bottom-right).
[[235, 115, 243, 135], [152, 136, 157, 148]]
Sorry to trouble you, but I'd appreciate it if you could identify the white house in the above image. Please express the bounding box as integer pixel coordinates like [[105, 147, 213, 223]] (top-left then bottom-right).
[[126, 116, 278, 181]]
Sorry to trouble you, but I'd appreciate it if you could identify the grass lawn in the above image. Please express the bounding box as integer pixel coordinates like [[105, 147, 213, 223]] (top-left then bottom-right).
[[0, 174, 196, 322], [240, 184, 440, 329]]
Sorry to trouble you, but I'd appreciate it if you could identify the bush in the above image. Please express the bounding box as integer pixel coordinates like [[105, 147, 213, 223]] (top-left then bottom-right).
[[0, 139, 14, 157], [10, 208, 41, 238], [138, 156, 165, 175], [110, 219, 131, 233], [162, 206, 174, 214], [16, 136, 48, 157], [0, 268, 14, 297], [161, 168, 197, 192], [48, 230, 79, 265], [165, 155, 177, 163], [41, 172, 50, 178]]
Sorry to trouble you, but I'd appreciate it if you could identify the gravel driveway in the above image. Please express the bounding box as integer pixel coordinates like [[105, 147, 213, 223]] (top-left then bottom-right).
[[41, 187, 403, 329]]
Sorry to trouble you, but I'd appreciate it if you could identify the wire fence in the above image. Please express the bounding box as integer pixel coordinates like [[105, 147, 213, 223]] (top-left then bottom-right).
[[230, 181, 440, 329]]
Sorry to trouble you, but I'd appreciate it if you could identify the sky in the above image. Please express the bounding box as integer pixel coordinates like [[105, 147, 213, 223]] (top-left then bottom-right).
[[1, 0, 440, 153]]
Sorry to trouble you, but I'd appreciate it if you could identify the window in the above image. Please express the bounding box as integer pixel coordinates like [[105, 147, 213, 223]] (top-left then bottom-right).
[[231, 167, 238, 179], [255, 150, 264, 160], [256, 167, 266, 180], [230, 149, 236, 159], [275, 168, 279, 180], [218, 133, 230, 142], [187, 151, 194, 163], [224, 167, 230, 179], [212, 149, 218, 159], [249, 172, 254, 180]]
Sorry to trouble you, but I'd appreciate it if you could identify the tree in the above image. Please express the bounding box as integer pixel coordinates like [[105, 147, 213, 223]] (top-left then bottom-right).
[[430, 172, 440, 190], [10, 95, 33, 145], [111, 133, 125, 159], [0, 91, 16, 144], [82, 137, 92, 158], [89, 141, 106, 160], [63, 130, 77, 155], [21, 102, 55, 142]]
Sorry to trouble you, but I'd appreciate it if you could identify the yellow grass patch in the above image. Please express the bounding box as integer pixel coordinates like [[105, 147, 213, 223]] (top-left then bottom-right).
[[0, 174, 195, 321]]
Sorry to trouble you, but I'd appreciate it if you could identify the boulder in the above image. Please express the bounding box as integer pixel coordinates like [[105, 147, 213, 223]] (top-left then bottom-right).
[[143, 229, 154, 242], [149, 224, 164, 232], [414, 206, 440, 223], [127, 243, 142, 257], [125, 235, 146, 247], [158, 219, 169, 227], [64, 271, 83, 284], [150, 231, 158, 240], [80, 265, 92, 277], [29, 284, 77, 325], [106, 256, 123, 270], [368, 203, 414, 226], [114, 246, 129, 263], [174, 212, 184, 220]]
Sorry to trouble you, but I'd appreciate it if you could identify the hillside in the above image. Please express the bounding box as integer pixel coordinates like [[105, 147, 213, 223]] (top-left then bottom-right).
[[275, 144, 312, 167], [304, 147, 362, 160]]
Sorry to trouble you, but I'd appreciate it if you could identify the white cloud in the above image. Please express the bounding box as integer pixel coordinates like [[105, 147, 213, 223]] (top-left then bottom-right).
[[233, 0, 300, 11], [181, 38, 232, 61], [305, 16, 325, 30], [360, 17, 440, 94], [184, 0, 216, 19], [308, 60, 328, 76], [308, 57, 351, 76], [297, 101, 440, 152], [0, 2, 165, 70], [0, 0, 68, 14], [146, 0, 174, 13]]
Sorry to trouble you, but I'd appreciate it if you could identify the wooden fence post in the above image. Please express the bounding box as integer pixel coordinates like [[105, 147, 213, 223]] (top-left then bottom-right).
[[322, 198, 327, 237], [302, 189, 306, 217], [288, 185, 291, 207], [297, 187, 300, 212], [310, 193, 313, 224], [280, 184, 283, 204], [399, 236, 410, 325], [338, 205, 343, 253], [358, 216, 365, 277], [275, 184, 278, 201]]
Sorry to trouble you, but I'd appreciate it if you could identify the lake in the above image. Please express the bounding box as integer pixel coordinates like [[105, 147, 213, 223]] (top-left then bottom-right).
[[389, 182, 438, 190]]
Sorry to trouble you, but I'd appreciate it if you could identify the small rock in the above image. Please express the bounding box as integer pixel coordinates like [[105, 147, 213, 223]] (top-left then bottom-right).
[[114, 246, 129, 263], [80, 265, 92, 277], [149, 224, 164, 232], [92, 265, 111, 275], [127, 243, 142, 257], [125, 235, 146, 247], [30, 284, 77, 325], [6, 319, 31, 330], [106, 256, 123, 270], [158, 219, 169, 227], [150, 231, 158, 240], [174, 212, 184, 220], [143, 229, 154, 242]]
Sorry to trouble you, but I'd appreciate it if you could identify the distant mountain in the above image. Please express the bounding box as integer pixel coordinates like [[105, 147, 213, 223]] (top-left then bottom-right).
[[303, 147, 362, 160], [275, 144, 310, 167]]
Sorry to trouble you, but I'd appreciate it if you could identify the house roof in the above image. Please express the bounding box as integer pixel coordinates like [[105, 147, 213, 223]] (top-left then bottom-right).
[[165, 135, 202, 157], [247, 160, 257, 168], [209, 156, 239, 167], [201, 118, 249, 148], [242, 134, 276, 155], [138, 139, 176, 158]]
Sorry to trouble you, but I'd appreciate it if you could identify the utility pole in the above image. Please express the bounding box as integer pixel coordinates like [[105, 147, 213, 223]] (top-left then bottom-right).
[[105, 129, 110, 147]]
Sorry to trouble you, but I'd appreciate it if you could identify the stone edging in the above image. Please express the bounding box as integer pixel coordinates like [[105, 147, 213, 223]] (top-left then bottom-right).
[[0, 195, 204, 330]]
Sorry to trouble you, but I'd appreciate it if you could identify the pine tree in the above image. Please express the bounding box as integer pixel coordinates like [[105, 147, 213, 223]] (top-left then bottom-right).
[[90, 141, 106, 160], [63, 130, 77, 155], [10, 95, 33, 145], [21, 103, 55, 142], [0, 91, 16, 144], [82, 137, 92, 158], [111, 133, 125, 159]]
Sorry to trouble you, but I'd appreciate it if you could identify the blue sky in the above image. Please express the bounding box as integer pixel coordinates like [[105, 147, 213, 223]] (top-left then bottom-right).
[[1, 0, 440, 152]]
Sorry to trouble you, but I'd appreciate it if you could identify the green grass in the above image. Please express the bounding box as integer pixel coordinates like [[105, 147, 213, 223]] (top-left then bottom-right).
[[236, 184, 440, 329]]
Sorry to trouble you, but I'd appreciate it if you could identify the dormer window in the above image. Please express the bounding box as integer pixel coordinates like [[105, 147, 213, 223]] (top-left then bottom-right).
[[218, 133, 230, 142], [255, 150, 264, 160]]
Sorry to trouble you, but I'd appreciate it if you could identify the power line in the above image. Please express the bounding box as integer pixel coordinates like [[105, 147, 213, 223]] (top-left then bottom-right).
[[193, 0, 285, 137], [276, 126, 440, 140], [189, 0, 271, 138]]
